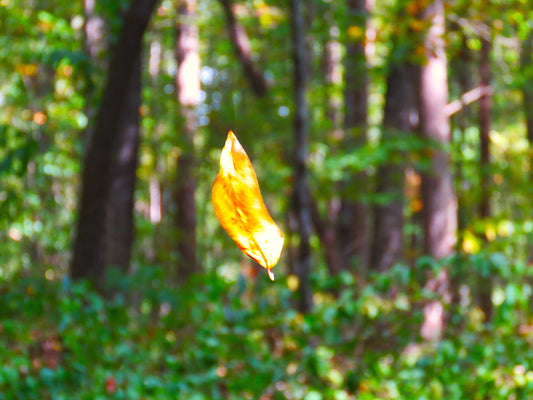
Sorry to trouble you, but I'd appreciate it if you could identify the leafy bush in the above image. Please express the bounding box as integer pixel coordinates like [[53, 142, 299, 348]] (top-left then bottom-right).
[[0, 254, 532, 399]]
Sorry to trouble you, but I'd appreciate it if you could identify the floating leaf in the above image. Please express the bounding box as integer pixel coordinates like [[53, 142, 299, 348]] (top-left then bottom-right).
[[212, 131, 284, 280]]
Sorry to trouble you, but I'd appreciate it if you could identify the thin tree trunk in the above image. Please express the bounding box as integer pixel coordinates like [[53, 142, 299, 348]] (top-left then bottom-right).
[[174, 0, 200, 282], [371, 62, 416, 271], [479, 32, 491, 220], [478, 28, 493, 321], [524, 31, 533, 149], [146, 39, 163, 263], [218, 0, 268, 96], [340, 0, 370, 273], [521, 30, 533, 263], [83, 0, 105, 61], [82, 0, 105, 116], [71, 0, 158, 286], [290, 0, 313, 313], [418, 0, 457, 260], [311, 196, 341, 276], [453, 31, 472, 241], [314, 17, 342, 277], [450, 28, 472, 313], [417, 0, 456, 341]]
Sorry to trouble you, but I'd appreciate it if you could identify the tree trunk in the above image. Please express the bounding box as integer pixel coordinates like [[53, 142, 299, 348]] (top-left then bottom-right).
[[417, 0, 456, 341], [174, 0, 200, 282], [524, 31, 533, 147], [104, 56, 142, 273], [71, 0, 158, 286], [83, 0, 105, 61], [82, 0, 105, 118], [290, 0, 313, 313], [218, 0, 268, 96], [479, 33, 491, 220], [449, 28, 472, 313], [524, 31, 533, 167], [340, 0, 370, 273], [313, 17, 342, 277], [418, 0, 457, 260], [311, 197, 341, 276], [371, 62, 416, 271], [478, 28, 493, 321], [521, 30, 533, 263], [453, 30, 472, 242]]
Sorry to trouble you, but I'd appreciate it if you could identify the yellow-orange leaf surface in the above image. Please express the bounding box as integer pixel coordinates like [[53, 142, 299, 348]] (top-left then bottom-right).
[[212, 131, 284, 280]]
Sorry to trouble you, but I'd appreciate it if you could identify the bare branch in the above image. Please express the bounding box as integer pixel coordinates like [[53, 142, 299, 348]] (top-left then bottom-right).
[[218, 0, 268, 96], [445, 85, 493, 117]]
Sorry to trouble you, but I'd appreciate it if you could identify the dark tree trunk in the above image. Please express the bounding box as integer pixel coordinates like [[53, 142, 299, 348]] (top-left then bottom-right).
[[104, 56, 142, 273], [218, 0, 268, 96], [478, 29, 493, 321], [478, 33, 491, 220], [418, 0, 457, 260], [371, 62, 416, 271], [71, 0, 158, 286], [340, 0, 370, 273], [322, 36, 341, 126], [313, 17, 342, 277], [311, 197, 341, 276], [81, 0, 141, 273], [290, 0, 313, 313], [174, 0, 200, 282]]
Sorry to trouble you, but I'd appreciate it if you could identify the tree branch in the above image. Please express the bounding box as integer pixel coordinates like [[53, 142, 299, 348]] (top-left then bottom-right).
[[445, 85, 493, 117], [218, 0, 268, 96]]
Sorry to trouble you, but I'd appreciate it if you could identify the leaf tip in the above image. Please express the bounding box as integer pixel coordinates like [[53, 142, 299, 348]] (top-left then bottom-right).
[[267, 268, 275, 281]]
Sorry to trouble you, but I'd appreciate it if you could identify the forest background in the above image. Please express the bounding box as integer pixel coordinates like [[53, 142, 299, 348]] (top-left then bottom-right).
[[1, 0, 533, 398]]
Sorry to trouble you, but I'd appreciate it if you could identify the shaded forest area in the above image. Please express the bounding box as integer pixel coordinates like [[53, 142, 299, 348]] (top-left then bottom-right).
[[1, 0, 533, 398]]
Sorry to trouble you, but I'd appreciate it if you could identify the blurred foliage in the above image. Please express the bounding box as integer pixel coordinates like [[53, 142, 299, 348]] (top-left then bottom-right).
[[0, 0, 532, 398], [0, 0, 531, 273], [0, 254, 532, 399]]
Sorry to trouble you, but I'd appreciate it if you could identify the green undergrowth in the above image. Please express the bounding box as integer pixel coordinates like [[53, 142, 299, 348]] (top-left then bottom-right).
[[0, 254, 532, 400]]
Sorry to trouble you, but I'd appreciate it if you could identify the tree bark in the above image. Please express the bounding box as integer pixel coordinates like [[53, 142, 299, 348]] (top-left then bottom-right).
[[313, 16, 342, 277], [478, 33, 491, 220], [521, 30, 533, 263], [478, 28, 493, 321], [71, 0, 158, 286], [218, 0, 268, 96], [417, 0, 456, 342], [83, 0, 105, 61], [418, 0, 457, 260], [371, 62, 416, 271], [290, 0, 313, 313], [82, 0, 105, 117], [449, 28, 472, 313], [173, 0, 200, 282], [521, 30, 533, 183], [104, 56, 141, 273], [340, 0, 370, 273], [311, 196, 341, 276], [452, 30, 472, 240]]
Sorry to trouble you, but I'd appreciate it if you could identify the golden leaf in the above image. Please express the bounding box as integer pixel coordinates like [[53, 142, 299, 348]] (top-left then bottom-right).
[[212, 131, 284, 280]]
